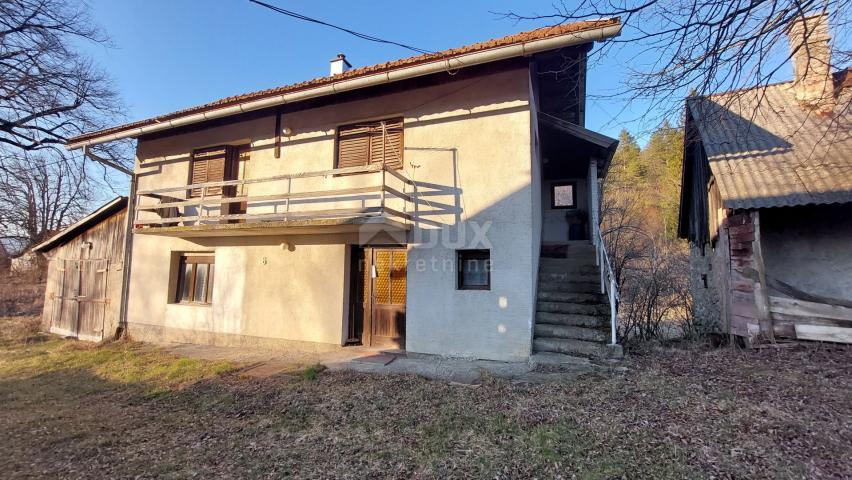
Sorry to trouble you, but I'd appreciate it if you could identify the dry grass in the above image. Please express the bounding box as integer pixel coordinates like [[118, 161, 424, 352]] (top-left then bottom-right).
[[0, 318, 850, 479]]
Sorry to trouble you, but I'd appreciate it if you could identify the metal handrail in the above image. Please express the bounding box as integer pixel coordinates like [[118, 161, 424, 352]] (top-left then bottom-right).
[[596, 226, 620, 345]]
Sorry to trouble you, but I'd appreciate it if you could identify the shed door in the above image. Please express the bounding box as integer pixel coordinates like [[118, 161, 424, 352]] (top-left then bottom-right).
[[76, 259, 109, 341], [53, 259, 80, 337], [49, 259, 108, 341]]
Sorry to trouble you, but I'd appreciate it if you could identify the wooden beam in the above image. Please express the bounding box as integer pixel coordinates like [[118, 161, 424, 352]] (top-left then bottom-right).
[[794, 324, 852, 344], [274, 110, 282, 159], [769, 296, 852, 322], [752, 211, 775, 342], [381, 207, 412, 221]]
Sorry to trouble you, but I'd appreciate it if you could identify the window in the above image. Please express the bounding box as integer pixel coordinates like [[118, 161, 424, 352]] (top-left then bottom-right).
[[175, 255, 215, 304], [189, 146, 238, 198], [336, 117, 403, 170], [551, 182, 577, 209], [458, 249, 491, 290]]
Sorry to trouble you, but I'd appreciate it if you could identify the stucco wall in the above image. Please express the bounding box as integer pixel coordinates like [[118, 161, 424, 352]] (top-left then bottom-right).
[[128, 65, 534, 361], [761, 204, 852, 302]]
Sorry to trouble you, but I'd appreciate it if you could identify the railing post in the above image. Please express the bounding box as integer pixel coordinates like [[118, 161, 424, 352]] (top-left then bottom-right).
[[284, 178, 291, 221], [609, 277, 617, 345], [199, 188, 206, 225], [600, 243, 606, 294], [380, 166, 386, 215]]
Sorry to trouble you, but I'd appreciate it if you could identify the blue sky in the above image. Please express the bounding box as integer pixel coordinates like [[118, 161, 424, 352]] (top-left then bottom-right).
[[81, 0, 671, 143]]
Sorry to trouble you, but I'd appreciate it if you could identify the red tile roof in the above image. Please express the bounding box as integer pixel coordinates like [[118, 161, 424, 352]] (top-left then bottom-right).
[[68, 18, 620, 145]]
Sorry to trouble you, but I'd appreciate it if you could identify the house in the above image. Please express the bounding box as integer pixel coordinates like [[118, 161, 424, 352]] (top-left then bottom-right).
[[33, 197, 129, 341], [65, 20, 623, 362], [678, 14, 852, 345]]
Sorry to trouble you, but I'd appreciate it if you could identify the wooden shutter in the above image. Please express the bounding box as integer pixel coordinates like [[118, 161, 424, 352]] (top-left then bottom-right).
[[190, 146, 230, 197], [337, 125, 371, 168], [373, 118, 403, 170], [336, 118, 403, 170]]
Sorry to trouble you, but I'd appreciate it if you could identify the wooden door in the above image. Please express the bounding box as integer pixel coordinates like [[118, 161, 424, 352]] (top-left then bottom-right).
[[52, 259, 80, 337], [369, 248, 406, 348], [352, 247, 406, 349], [76, 259, 109, 341], [48, 259, 108, 340]]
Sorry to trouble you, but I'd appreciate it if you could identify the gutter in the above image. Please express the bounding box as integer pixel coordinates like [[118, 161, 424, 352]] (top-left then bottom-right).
[[66, 22, 622, 150]]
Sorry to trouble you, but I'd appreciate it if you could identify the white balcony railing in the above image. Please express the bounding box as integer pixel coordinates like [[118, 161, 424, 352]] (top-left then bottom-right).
[[133, 163, 413, 231]]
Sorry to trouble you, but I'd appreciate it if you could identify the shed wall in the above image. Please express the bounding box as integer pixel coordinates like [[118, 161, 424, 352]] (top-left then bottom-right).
[[41, 209, 127, 340]]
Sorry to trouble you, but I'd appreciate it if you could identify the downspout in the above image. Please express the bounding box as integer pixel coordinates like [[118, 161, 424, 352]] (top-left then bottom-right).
[[82, 146, 134, 339], [116, 173, 136, 339]]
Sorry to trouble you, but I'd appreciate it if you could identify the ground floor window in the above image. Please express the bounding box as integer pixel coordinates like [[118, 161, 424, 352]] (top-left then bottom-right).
[[175, 254, 215, 304], [457, 249, 491, 290]]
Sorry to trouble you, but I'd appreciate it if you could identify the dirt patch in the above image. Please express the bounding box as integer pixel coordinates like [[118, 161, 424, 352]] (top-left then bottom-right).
[[0, 329, 850, 479]]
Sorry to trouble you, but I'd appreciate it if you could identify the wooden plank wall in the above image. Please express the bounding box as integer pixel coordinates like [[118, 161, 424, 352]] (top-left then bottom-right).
[[42, 209, 127, 340], [718, 210, 852, 345], [724, 211, 761, 341]]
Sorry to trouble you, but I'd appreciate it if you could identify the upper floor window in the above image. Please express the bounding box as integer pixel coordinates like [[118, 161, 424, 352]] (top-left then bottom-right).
[[336, 118, 403, 170], [189, 146, 237, 198]]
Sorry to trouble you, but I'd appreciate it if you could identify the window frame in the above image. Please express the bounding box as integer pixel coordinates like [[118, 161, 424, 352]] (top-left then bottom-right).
[[335, 117, 404, 172], [551, 181, 578, 209], [174, 254, 215, 305], [457, 249, 491, 291]]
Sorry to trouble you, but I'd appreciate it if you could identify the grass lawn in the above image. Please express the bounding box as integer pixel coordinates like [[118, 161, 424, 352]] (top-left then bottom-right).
[[1, 316, 850, 479]]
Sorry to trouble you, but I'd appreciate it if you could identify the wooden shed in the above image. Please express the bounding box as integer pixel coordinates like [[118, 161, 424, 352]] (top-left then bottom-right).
[[33, 197, 129, 341]]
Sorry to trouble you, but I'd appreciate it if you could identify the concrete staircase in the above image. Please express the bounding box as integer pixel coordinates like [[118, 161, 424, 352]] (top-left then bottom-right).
[[533, 242, 617, 362]]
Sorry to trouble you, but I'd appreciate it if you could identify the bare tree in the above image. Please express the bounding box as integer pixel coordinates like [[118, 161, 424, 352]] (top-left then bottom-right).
[[501, 0, 852, 125], [0, 0, 128, 249], [0, 153, 92, 248]]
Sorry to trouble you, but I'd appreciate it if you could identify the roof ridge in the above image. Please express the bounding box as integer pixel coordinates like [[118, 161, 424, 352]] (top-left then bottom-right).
[[67, 18, 620, 146]]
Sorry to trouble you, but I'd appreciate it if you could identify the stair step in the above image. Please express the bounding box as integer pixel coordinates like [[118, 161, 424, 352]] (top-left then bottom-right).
[[529, 352, 592, 367], [536, 301, 607, 316], [537, 280, 601, 294], [535, 312, 606, 328], [534, 337, 605, 358], [539, 263, 600, 275], [537, 291, 607, 304], [535, 324, 608, 342], [539, 272, 599, 283]]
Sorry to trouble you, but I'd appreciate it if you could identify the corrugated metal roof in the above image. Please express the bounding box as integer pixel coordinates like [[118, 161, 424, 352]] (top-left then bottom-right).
[[68, 18, 620, 146], [687, 76, 852, 209]]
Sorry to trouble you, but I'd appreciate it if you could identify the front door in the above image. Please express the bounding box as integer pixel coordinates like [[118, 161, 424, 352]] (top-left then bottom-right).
[[352, 247, 406, 349]]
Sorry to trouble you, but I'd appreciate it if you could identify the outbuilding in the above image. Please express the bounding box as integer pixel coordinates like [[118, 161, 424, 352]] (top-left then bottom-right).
[[33, 197, 129, 341]]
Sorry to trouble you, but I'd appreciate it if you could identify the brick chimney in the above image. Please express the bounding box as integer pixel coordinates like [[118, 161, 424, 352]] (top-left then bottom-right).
[[330, 53, 351, 76], [788, 13, 835, 113]]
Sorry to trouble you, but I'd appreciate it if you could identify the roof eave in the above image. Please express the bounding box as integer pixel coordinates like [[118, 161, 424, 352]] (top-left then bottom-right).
[[66, 21, 622, 150], [32, 197, 128, 252]]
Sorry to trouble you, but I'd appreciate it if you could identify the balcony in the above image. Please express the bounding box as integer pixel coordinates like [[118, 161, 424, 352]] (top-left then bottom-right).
[[133, 163, 413, 238]]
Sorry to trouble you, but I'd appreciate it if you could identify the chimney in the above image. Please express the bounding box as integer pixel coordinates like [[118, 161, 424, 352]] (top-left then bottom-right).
[[330, 53, 351, 76], [788, 13, 835, 113]]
